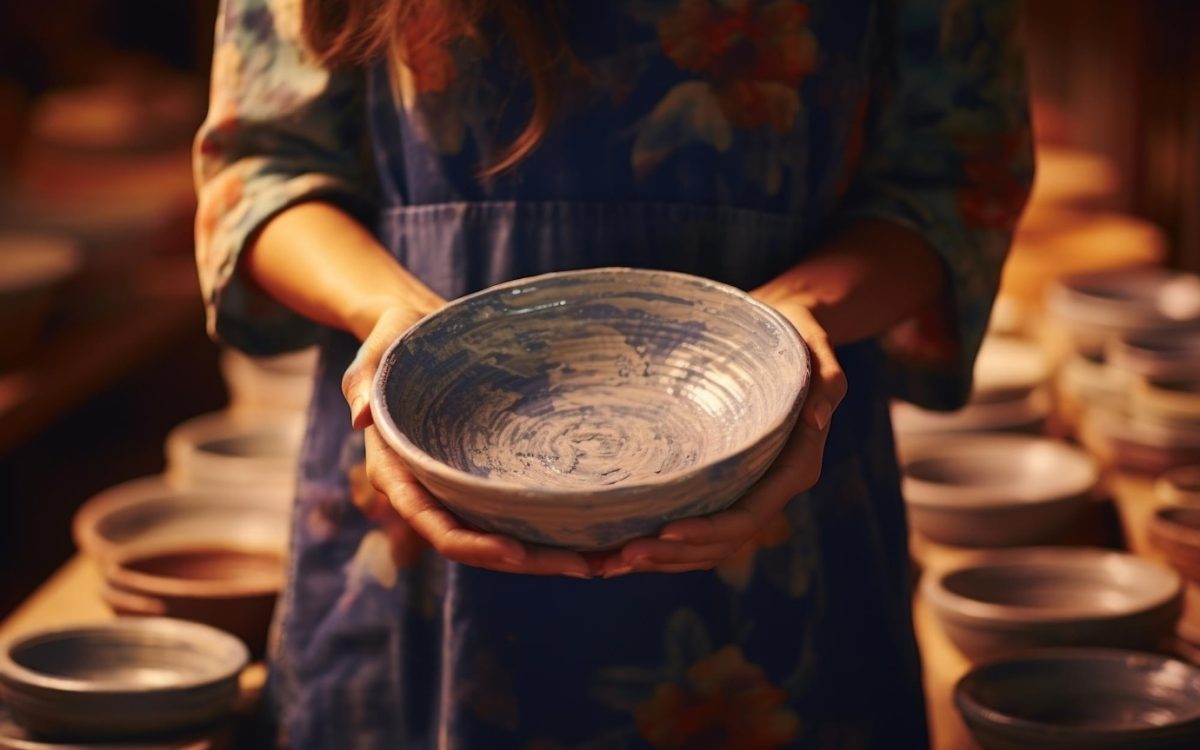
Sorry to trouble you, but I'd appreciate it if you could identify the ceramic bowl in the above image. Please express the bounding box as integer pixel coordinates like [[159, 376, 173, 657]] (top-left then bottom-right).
[[1150, 507, 1200, 584], [891, 387, 1052, 441], [1081, 403, 1200, 475], [72, 476, 290, 564], [923, 548, 1184, 662], [1109, 327, 1200, 381], [955, 649, 1200, 750], [164, 411, 303, 493], [371, 268, 810, 550], [0, 233, 82, 371], [1046, 269, 1200, 358], [219, 347, 317, 418], [1157, 466, 1200, 507], [1135, 378, 1200, 425], [901, 435, 1097, 547], [0, 619, 246, 741]]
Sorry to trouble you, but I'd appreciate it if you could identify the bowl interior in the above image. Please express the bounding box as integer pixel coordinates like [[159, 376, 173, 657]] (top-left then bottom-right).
[[379, 269, 807, 490], [903, 437, 1096, 505], [959, 651, 1200, 732], [4, 622, 245, 691], [197, 433, 295, 460], [939, 551, 1178, 616]]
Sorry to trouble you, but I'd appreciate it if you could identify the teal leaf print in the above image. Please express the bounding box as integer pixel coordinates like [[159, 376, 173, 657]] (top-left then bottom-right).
[[632, 81, 732, 176]]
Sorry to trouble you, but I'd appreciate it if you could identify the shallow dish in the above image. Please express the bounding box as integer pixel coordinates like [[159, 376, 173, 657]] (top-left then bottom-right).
[[371, 268, 810, 550], [955, 649, 1200, 750], [922, 547, 1183, 662], [0, 619, 246, 741], [1149, 506, 1200, 584], [901, 435, 1097, 547]]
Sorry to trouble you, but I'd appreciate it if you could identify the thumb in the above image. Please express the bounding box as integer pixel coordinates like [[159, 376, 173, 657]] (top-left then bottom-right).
[[342, 307, 427, 429]]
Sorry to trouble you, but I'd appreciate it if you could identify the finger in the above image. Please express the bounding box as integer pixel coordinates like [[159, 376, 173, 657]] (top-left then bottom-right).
[[488, 545, 593, 578], [342, 308, 424, 429], [618, 539, 735, 566], [365, 428, 525, 563], [796, 326, 847, 432]]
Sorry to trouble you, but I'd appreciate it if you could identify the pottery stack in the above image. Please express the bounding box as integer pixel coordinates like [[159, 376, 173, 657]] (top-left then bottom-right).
[[897, 145, 1200, 750], [70, 347, 316, 658]]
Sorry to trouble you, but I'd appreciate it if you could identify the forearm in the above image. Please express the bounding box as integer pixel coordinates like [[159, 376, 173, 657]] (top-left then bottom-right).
[[755, 219, 947, 346], [243, 201, 443, 340]]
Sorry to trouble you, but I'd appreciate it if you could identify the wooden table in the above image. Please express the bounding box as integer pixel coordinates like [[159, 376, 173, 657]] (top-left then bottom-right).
[[0, 472, 1187, 749]]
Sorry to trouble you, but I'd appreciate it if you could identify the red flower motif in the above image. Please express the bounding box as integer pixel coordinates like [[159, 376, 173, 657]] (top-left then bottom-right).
[[957, 131, 1033, 230], [657, 0, 817, 133], [635, 645, 800, 750]]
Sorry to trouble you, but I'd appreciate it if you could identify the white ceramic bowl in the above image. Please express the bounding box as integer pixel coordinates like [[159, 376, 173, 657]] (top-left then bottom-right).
[[1047, 269, 1200, 358], [219, 347, 317, 418], [371, 268, 810, 550], [0, 619, 246, 740], [955, 649, 1200, 750], [164, 412, 303, 493], [923, 548, 1184, 662], [902, 435, 1098, 547]]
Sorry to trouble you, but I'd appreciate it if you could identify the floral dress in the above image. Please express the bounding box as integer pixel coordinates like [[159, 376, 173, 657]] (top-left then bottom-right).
[[194, 1, 1032, 748]]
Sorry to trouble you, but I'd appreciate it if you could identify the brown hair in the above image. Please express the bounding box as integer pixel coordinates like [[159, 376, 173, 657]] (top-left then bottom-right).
[[302, 0, 564, 176]]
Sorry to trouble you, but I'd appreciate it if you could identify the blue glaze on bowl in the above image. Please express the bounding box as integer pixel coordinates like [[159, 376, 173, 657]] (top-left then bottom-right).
[[371, 267, 810, 550]]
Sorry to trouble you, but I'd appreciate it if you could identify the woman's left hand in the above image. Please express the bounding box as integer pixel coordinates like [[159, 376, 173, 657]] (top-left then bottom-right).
[[597, 291, 847, 577]]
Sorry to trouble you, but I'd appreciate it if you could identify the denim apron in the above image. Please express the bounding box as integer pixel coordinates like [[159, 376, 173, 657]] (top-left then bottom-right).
[[269, 4, 928, 748]]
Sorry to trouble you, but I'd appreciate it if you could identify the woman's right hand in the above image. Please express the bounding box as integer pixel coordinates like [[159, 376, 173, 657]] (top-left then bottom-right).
[[342, 306, 596, 578]]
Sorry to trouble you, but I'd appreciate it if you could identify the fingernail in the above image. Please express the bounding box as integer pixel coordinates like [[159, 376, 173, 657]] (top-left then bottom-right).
[[564, 570, 592, 580], [622, 551, 649, 565], [807, 401, 832, 432], [602, 564, 633, 578], [659, 531, 685, 542], [501, 557, 525, 566]]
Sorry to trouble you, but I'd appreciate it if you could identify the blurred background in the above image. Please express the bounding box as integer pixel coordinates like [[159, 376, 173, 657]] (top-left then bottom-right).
[[1, 2, 1200, 747]]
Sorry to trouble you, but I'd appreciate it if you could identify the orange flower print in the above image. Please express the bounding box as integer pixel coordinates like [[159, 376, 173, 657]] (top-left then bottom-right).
[[658, 0, 817, 132], [716, 512, 791, 590], [635, 645, 800, 750]]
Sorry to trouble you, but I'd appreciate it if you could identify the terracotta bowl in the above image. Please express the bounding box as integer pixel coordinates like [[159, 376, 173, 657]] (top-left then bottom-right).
[[164, 411, 303, 493], [0, 619, 246, 741], [1157, 466, 1200, 507], [102, 546, 283, 658], [955, 649, 1200, 750], [1109, 327, 1200, 381], [901, 435, 1097, 547], [371, 268, 810, 550], [922, 547, 1184, 662], [1150, 507, 1200, 584], [219, 346, 317, 419]]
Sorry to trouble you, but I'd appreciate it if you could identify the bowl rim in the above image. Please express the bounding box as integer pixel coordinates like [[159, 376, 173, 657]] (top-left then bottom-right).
[[0, 618, 248, 696], [370, 267, 810, 499], [901, 434, 1099, 509], [72, 475, 292, 562], [921, 546, 1184, 623], [102, 542, 284, 599], [1150, 505, 1200, 549], [954, 647, 1200, 739]]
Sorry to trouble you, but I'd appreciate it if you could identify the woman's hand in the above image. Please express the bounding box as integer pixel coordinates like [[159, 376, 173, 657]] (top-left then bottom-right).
[[344, 306, 596, 578], [597, 291, 847, 577]]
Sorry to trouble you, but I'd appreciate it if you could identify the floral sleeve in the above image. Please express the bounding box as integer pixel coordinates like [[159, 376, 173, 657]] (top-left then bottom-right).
[[836, 0, 1034, 410], [194, 0, 373, 355]]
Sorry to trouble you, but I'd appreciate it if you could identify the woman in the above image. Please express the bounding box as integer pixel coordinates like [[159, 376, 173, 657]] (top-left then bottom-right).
[[195, 0, 1032, 747]]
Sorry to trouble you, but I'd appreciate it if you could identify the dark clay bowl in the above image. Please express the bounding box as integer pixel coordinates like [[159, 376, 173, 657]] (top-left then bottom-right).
[[372, 267, 810, 550], [0, 619, 246, 741], [956, 649, 1200, 750]]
